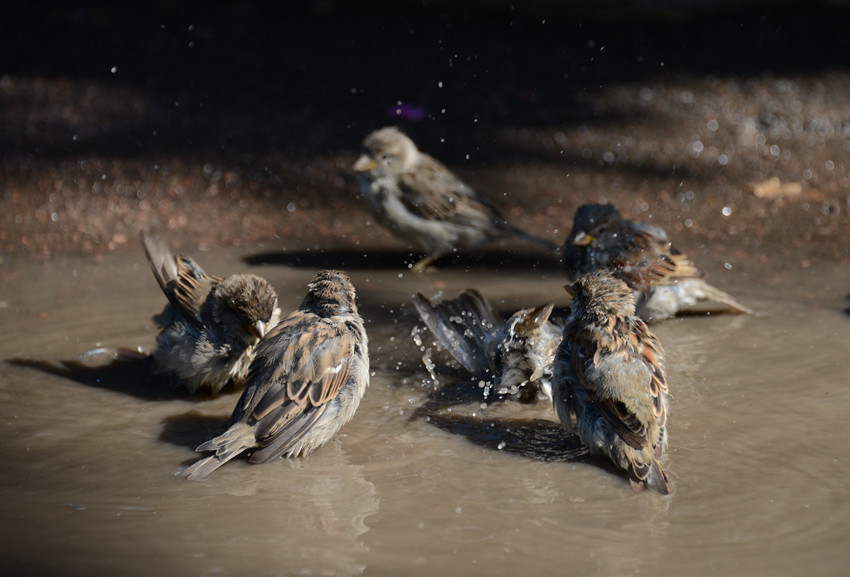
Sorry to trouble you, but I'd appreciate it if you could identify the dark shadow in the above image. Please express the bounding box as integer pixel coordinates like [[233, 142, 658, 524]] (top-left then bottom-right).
[[4, 2, 848, 162], [6, 352, 244, 402], [417, 407, 589, 463], [407, 372, 586, 462], [243, 248, 563, 272], [159, 410, 231, 453]]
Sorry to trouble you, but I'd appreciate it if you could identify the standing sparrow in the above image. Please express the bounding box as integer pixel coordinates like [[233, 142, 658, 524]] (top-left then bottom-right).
[[142, 232, 281, 394], [178, 270, 369, 480], [412, 289, 562, 402], [562, 203, 758, 321], [353, 126, 557, 271], [552, 270, 671, 494]]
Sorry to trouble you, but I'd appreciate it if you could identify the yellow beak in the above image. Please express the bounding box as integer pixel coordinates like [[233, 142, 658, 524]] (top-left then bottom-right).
[[563, 284, 576, 298], [572, 231, 595, 246], [353, 154, 377, 172]]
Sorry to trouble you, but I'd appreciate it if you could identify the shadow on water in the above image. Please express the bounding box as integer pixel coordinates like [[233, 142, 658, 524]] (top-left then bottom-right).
[[243, 248, 562, 272], [418, 408, 590, 464], [159, 410, 231, 453], [5, 353, 243, 402], [411, 376, 590, 463]]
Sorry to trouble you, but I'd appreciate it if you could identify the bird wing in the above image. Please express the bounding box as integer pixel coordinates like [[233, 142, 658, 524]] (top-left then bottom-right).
[[611, 222, 703, 292], [234, 314, 355, 459], [170, 256, 221, 325], [396, 155, 499, 227], [412, 289, 503, 375], [141, 231, 219, 327], [569, 318, 666, 451]]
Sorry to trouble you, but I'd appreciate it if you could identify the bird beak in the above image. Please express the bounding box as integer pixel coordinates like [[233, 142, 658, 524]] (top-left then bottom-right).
[[564, 284, 576, 298], [572, 231, 594, 246], [353, 154, 377, 172], [249, 320, 266, 340]]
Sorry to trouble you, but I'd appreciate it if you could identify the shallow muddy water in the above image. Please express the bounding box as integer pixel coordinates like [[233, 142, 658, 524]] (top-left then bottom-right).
[[1, 246, 848, 576]]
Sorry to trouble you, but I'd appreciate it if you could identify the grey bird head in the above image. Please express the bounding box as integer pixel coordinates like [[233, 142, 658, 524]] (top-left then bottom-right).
[[353, 126, 418, 178], [563, 203, 627, 276]]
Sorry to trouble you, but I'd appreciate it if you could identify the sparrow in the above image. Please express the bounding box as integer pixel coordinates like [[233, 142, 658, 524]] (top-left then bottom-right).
[[552, 270, 671, 494], [562, 203, 758, 321], [352, 126, 558, 272], [142, 231, 281, 394], [412, 289, 562, 402], [178, 270, 369, 480]]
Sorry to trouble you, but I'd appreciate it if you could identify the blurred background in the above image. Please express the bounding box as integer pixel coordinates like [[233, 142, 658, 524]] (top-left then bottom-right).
[[1, 0, 848, 265]]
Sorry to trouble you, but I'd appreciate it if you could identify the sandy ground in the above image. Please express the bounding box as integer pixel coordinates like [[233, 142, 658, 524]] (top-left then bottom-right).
[[1, 2, 848, 275]]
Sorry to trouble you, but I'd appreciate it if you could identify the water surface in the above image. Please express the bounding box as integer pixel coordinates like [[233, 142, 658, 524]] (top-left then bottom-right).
[[1, 248, 847, 576]]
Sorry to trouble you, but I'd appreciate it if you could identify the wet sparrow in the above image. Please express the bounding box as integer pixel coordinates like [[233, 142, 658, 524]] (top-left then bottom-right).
[[353, 126, 557, 271], [562, 203, 758, 321], [179, 270, 369, 480], [413, 289, 562, 402], [553, 270, 671, 494], [142, 232, 281, 394]]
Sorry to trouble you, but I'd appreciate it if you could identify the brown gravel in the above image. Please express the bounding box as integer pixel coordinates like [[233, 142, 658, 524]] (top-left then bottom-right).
[[2, 3, 848, 272]]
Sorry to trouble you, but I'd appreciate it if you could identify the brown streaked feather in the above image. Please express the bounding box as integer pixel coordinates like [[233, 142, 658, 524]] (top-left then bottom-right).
[[570, 317, 658, 451], [608, 220, 704, 290], [171, 255, 220, 322], [141, 232, 215, 327], [513, 303, 555, 336], [397, 156, 494, 224], [248, 405, 332, 463], [251, 331, 354, 421]]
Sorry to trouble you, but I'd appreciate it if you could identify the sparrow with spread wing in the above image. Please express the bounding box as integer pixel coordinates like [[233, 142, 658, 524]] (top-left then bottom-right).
[[413, 289, 562, 402], [142, 232, 280, 393]]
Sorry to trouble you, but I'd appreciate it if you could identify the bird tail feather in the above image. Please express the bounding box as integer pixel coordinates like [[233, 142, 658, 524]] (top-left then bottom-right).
[[698, 281, 761, 317], [177, 423, 256, 481], [497, 220, 559, 253]]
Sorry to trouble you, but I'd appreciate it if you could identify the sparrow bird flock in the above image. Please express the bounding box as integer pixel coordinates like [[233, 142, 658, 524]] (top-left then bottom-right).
[[128, 126, 757, 493]]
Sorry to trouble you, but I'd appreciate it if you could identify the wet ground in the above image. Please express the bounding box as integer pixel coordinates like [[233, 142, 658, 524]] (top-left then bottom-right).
[[2, 2, 850, 576], [1, 251, 848, 576]]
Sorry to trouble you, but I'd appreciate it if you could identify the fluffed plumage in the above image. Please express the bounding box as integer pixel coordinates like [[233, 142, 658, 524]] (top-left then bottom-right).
[[412, 289, 562, 402], [562, 203, 758, 321], [142, 231, 281, 393], [552, 270, 671, 494]]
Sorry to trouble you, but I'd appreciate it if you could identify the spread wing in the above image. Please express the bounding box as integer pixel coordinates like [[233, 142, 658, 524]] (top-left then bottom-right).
[[233, 313, 355, 462], [412, 289, 503, 375], [141, 231, 219, 326]]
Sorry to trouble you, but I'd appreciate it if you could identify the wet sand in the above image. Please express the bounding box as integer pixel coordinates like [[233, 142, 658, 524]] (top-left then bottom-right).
[[1, 2, 849, 576]]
